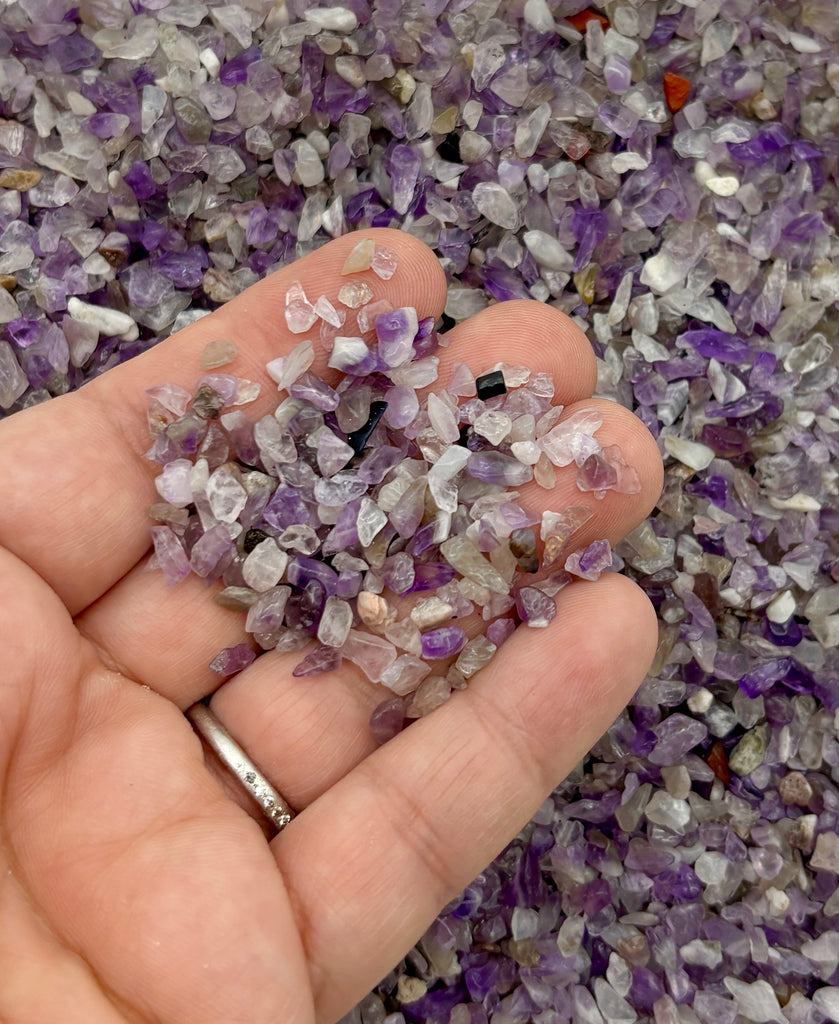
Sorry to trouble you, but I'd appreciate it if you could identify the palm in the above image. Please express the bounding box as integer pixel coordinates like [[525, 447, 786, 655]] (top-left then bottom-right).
[[0, 231, 662, 1024]]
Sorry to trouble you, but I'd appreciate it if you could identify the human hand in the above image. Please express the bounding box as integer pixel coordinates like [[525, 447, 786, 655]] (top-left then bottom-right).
[[0, 230, 662, 1024]]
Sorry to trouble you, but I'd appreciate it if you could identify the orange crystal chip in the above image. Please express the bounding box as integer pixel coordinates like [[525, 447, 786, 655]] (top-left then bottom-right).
[[663, 71, 691, 113], [566, 9, 609, 32]]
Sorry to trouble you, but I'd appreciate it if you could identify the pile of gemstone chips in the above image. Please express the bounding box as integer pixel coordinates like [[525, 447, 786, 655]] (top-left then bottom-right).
[[144, 239, 639, 737]]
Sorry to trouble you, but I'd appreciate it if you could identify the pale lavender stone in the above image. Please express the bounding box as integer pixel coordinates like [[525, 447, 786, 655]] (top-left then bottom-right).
[[150, 525, 191, 586], [189, 523, 234, 578], [245, 586, 291, 633], [565, 539, 613, 580], [286, 555, 339, 595], [155, 458, 194, 506], [487, 617, 516, 647], [289, 371, 339, 411], [313, 471, 368, 505], [342, 629, 397, 682], [376, 307, 418, 367], [649, 714, 709, 766], [515, 587, 557, 627], [468, 451, 533, 486], [358, 446, 405, 484], [383, 386, 419, 429], [209, 643, 256, 676], [314, 427, 354, 476], [369, 697, 407, 744], [262, 486, 313, 530], [292, 644, 342, 677]]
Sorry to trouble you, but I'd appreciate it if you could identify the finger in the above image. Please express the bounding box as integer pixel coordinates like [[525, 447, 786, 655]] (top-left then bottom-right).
[[0, 229, 447, 614], [75, 301, 643, 716], [433, 298, 598, 404], [277, 572, 658, 1022]]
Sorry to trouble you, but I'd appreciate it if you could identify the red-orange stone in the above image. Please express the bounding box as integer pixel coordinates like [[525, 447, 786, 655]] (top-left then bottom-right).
[[566, 9, 610, 32], [706, 740, 730, 785], [663, 71, 691, 113]]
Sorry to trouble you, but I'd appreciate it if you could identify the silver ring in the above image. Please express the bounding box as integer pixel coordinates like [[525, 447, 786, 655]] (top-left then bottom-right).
[[186, 703, 295, 831]]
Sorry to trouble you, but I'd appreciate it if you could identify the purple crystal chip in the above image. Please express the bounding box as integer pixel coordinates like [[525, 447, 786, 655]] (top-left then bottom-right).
[[420, 626, 468, 659], [515, 587, 557, 628], [209, 644, 256, 677]]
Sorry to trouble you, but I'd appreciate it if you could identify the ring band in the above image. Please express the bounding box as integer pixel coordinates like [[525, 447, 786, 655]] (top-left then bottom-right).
[[186, 703, 295, 831]]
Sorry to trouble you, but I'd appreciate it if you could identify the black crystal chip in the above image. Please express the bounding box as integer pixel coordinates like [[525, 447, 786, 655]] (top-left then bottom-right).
[[346, 400, 388, 455], [243, 528, 269, 553], [456, 424, 472, 447], [475, 370, 506, 400]]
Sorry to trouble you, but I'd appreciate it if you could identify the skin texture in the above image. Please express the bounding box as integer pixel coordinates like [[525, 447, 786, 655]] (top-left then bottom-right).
[[0, 230, 663, 1024]]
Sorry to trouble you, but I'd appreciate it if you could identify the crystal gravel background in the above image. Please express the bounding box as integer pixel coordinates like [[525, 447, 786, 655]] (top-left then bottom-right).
[[1, 0, 839, 1021]]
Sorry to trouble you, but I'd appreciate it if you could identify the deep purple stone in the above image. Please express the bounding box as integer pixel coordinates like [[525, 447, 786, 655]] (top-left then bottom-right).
[[421, 626, 468, 659], [404, 562, 457, 593], [681, 328, 751, 364]]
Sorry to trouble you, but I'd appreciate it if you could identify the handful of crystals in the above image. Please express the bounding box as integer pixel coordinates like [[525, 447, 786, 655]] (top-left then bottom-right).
[[144, 241, 639, 739]]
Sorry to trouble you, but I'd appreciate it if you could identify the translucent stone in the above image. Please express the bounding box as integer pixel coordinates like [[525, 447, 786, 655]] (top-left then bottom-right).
[[564, 539, 612, 581], [410, 597, 455, 630], [314, 295, 343, 328], [515, 587, 556, 627], [420, 626, 467, 659], [472, 181, 520, 230], [284, 282, 318, 334], [407, 675, 451, 716], [342, 630, 397, 682], [266, 339, 315, 390], [522, 229, 573, 271], [722, 978, 784, 1023], [242, 538, 288, 592], [150, 525, 191, 587], [206, 466, 247, 523], [389, 356, 439, 389], [200, 339, 238, 370], [303, 6, 358, 32], [155, 458, 194, 506], [380, 654, 431, 696], [317, 596, 353, 648], [341, 237, 374, 274], [440, 536, 510, 595], [312, 427, 353, 476], [290, 138, 324, 186], [245, 586, 292, 634], [454, 636, 497, 679], [376, 307, 419, 367], [426, 392, 460, 443], [371, 245, 397, 280], [644, 791, 691, 834], [539, 407, 604, 467], [209, 644, 255, 677], [473, 410, 512, 445], [540, 507, 594, 566], [357, 497, 388, 547], [278, 525, 320, 555], [337, 280, 373, 308]]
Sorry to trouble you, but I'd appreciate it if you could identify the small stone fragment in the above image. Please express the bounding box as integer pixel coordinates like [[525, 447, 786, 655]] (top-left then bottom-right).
[[292, 644, 342, 677], [515, 587, 557, 627], [369, 697, 406, 744], [779, 771, 813, 807], [341, 238, 375, 274], [475, 370, 506, 400], [509, 528, 539, 573], [410, 597, 455, 630], [200, 339, 238, 370], [284, 281, 318, 334], [421, 626, 468, 659], [371, 246, 398, 280], [455, 636, 497, 678], [337, 280, 374, 308], [0, 168, 43, 191], [150, 525, 191, 587], [191, 384, 226, 420], [811, 832, 839, 874], [209, 644, 256, 677], [346, 401, 388, 454], [242, 538, 288, 592], [728, 724, 768, 776], [317, 596, 354, 647]]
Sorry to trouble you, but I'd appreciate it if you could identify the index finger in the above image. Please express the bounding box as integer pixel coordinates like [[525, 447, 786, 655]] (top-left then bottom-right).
[[0, 230, 447, 614]]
